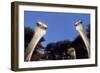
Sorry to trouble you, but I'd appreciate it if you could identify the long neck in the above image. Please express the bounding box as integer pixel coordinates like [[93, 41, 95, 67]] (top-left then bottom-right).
[[78, 29, 90, 56], [75, 21, 90, 57], [25, 23, 47, 61]]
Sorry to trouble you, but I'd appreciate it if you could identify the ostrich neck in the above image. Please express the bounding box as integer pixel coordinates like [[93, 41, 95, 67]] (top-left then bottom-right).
[[25, 27, 47, 61], [77, 28, 90, 57]]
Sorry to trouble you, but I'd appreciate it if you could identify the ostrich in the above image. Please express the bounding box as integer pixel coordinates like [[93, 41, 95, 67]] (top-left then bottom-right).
[[75, 20, 90, 58], [25, 21, 48, 61]]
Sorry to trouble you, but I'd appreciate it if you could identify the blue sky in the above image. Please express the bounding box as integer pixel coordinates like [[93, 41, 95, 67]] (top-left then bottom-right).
[[24, 11, 90, 46]]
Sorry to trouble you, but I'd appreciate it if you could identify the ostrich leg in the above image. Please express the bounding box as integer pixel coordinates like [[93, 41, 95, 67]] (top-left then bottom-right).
[[25, 21, 48, 61], [75, 20, 90, 57]]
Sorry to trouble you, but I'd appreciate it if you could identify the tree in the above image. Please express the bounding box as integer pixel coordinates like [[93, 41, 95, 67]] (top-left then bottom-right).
[[45, 40, 72, 60]]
